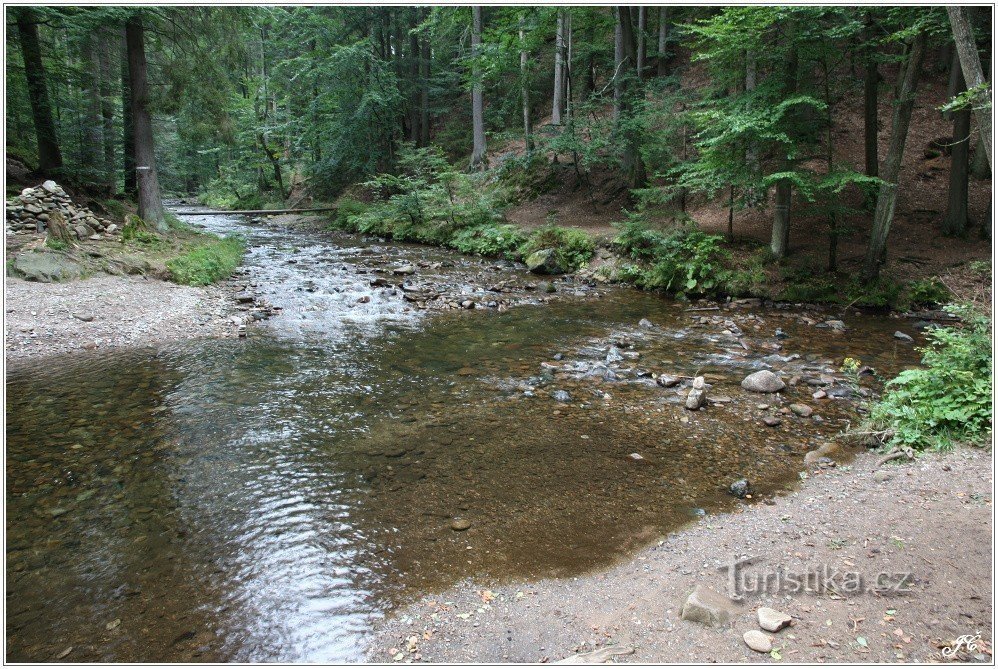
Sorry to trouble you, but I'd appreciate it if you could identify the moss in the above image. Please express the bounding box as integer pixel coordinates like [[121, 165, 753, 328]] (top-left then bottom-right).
[[166, 235, 246, 286]]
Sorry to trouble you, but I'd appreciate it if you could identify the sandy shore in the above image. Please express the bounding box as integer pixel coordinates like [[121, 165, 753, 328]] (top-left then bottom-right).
[[371, 448, 993, 664], [4, 274, 239, 363]]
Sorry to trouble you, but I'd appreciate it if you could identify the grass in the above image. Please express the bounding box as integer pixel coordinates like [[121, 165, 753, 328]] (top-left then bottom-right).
[[166, 234, 246, 286]]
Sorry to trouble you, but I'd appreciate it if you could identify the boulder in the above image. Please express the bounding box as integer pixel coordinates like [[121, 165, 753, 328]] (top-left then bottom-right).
[[729, 478, 751, 498], [893, 331, 914, 343], [550, 390, 572, 403], [605, 346, 624, 363], [757, 607, 792, 632], [741, 370, 786, 393], [525, 248, 566, 275], [680, 585, 734, 627], [743, 630, 773, 653], [685, 376, 708, 411], [9, 251, 82, 283], [656, 374, 681, 388]]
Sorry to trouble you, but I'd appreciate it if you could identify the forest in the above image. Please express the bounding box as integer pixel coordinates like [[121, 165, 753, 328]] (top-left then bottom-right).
[[6, 6, 992, 284], [4, 5, 994, 664]]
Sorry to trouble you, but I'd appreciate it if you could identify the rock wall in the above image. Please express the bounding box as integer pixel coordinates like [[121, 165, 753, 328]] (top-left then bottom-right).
[[6, 181, 119, 239]]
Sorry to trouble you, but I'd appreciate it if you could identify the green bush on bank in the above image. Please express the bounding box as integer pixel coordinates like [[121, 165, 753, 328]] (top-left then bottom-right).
[[166, 234, 246, 286], [518, 225, 595, 272], [613, 217, 729, 297], [867, 304, 992, 451]]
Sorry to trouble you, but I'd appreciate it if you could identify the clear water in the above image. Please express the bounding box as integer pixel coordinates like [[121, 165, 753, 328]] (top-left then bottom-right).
[[5, 210, 920, 661]]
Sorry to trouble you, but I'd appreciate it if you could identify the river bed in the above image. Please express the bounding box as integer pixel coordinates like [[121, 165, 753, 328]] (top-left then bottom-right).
[[5, 209, 922, 662]]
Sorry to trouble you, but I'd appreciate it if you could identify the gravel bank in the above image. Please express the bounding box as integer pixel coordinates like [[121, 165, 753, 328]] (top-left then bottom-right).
[[372, 448, 993, 664], [5, 274, 239, 362]]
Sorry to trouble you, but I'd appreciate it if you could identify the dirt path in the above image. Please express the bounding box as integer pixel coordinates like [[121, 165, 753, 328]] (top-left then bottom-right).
[[4, 275, 239, 362], [372, 448, 993, 664]]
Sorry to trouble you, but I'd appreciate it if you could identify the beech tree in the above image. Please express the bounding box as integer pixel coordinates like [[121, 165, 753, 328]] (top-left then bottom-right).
[[469, 6, 487, 170]]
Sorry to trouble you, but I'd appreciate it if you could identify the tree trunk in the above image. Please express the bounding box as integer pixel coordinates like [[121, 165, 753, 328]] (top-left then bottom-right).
[[943, 67, 971, 235], [552, 9, 564, 125], [15, 8, 63, 173], [564, 11, 573, 124], [615, 7, 644, 187], [613, 12, 623, 122], [861, 32, 928, 281], [657, 7, 669, 77], [520, 22, 534, 152], [863, 17, 879, 178], [409, 18, 421, 144], [420, 22, 431, 147], [744, 50, 760, 206], [948, 7, 993, 172], [636, 7, 646, 79], [121, 32, 136, 197], [83, 36, 104, 178], [98, 34, 116, 194], [469, 6, 487, 170], [125, 14, 166, 231], [770, 33, 798, 258], [943, 46, 962, 121]]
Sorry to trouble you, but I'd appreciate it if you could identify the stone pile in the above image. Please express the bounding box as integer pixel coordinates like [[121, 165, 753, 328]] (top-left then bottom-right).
[[5, 180, 119, 239]]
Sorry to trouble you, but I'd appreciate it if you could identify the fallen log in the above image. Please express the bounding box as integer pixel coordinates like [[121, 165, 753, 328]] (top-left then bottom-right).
[[172, 207, 338, 216]]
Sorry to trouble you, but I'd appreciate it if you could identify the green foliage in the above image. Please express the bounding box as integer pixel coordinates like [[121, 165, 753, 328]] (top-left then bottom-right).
[[44, 237, 70, 251], [903, 278, 952, 308], [166, 234, 246, 286], [724, 249, 770, 297], [449, 224, 526, 259], [518, 225, 595, 272], [868, 305, 992, 451], [121, 215, 162, 246], [612, 217, 729, 296], [844, 275, 902, 309]]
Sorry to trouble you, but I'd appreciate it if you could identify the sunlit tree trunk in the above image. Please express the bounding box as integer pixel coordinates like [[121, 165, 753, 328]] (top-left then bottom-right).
[[126, 14, 166, 230], [770, 30, 798, 258], [552, 9, 565, 125], [15, 8, 63, 173], [862, 32, 927, 281]]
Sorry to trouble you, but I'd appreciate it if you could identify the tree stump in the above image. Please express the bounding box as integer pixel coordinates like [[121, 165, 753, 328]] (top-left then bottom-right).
[[45, 210, 75, 247]]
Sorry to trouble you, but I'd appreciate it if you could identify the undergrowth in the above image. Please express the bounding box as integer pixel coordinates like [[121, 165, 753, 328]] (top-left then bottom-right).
[[166, 234, 246, 286], [865, 304, 992, 451]]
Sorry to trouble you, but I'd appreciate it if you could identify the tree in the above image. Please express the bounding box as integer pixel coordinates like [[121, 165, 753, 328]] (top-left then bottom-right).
[[947, 6, 992, 172], [656, 7, 669, 76], [469, 6, 487, 170], [863, 15, 879, 178], [943, 65, 971, 235], [519, 18, 534, 151], [126, 13, 166, 230], [861, 31, 927, 281], [14, 7, 63, 173], [552, 9, 565, 125]]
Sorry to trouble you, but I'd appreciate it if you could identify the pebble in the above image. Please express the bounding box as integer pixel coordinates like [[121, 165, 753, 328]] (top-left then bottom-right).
[[450, 519, 472, 531], [757, 607, 792, 632], [789, 403, 813, 418], [743, 630, 773, 653], [762, 416, 782, 427]]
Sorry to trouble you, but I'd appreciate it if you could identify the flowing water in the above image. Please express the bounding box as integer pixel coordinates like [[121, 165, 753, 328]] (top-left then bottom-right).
[[6, 210, 922, 662]]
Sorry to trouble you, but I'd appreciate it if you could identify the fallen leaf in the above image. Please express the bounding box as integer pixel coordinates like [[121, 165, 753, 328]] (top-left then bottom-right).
[[106, 619, 121, 631], [478, 589, 495, 603]]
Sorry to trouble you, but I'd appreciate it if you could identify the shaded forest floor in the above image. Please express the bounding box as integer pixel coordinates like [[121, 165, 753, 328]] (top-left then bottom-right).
[[499, 56, 992, 301]]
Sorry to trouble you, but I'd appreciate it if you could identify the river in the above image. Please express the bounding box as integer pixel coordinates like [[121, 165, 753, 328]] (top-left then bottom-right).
[[5, 208, 921, 661]]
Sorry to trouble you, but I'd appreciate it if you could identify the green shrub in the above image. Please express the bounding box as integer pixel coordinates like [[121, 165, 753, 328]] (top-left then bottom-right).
[[330, 197, 370, 231], [845, 275, 902, 309], [166, 235, 246, 286], [449, 224, 526, 259], [723, 249, 769, 297], [45, 237, 69, 251], [903, 277, 952, 308], [612, 219, 728, 296], [518, 225, 595, 272], [867, 305, 992, 451]]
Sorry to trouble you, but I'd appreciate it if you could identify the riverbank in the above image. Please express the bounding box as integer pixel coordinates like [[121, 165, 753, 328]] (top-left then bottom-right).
[[371, 447, 993, 664], [4, 274, 238, 362]]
